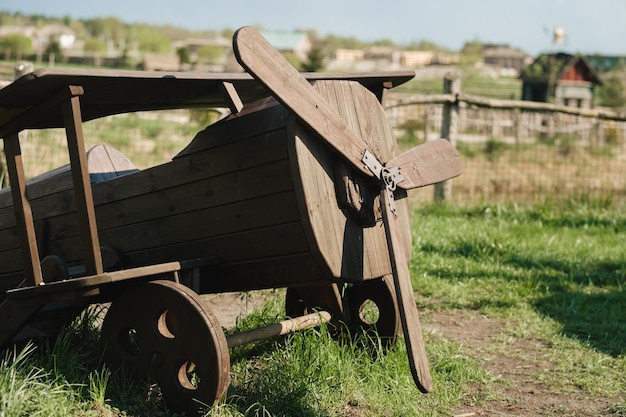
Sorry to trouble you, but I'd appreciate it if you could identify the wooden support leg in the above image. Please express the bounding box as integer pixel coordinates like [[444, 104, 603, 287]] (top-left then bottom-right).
[[62, 92, 103, 276], [3, 133, 43, 287]]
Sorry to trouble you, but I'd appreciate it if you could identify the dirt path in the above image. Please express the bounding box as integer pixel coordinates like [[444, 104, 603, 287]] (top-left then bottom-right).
[[427, 310, 617, 417]]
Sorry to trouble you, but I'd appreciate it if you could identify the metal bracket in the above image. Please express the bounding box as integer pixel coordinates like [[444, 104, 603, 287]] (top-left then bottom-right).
[[362, 150, 404, 217], [362, 149, 383, 179]]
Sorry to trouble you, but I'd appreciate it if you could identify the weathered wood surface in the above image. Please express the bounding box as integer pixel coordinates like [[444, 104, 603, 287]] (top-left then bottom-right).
[[3, 132, 42, 286], [0, 68, 414, 132], [63, 92, 103, 275], [0, 144, 137, 293], [292, 80, 412, 281], [0, 144, 137, 208], [381, 188, 431, 392], [234, 27, 377, 179], [0, 83, 411, 295], [0, 103, 318, 294], [226, 310, 331, 348]]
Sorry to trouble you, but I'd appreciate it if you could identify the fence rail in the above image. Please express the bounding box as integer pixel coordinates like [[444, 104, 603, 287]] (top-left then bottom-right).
[[385, 79, 626, 204]]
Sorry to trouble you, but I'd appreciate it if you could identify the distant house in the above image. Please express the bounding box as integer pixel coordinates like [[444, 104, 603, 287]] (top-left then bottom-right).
[[142, 53, 180, 71], [0, 24, 76, 51], [482, 44, 532, 74], [260, 30, 311, 62], [35, 24, 76, 50], [519, 53, 602, 108], [462, 42, 531, 75], [334, 48, 364, 64], [399, 50, 434, 67]]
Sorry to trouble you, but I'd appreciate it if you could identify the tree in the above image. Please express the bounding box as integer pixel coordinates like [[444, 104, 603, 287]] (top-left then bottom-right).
[[301, 45, 325, 72], [176, 46, 191, 66], [44, 40, 63, 63], [84, 37, 107, 53], [0, 34, 32, 59], [596, 73, 626, 109], [86, 17, 126, 48], [197, 45, 223, 64]]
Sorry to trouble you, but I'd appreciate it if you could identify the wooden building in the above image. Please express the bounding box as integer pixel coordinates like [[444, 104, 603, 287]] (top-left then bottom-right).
[[519, 53, 602, 108]]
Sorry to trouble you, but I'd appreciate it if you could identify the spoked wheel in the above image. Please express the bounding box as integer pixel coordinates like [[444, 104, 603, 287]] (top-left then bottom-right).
[[343, 277, 400, 347], [285, 278, 400, 347], [101, 280, 230, 415]]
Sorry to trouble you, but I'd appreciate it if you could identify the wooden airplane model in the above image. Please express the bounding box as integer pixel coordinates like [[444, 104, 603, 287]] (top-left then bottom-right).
[[0, 27, 463, 414]]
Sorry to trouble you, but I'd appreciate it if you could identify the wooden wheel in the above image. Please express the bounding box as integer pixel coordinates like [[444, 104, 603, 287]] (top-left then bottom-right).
[[285, 278, 400, 346], [101, 280, 230, 414], [343, 278, 400, 347], [285, 284, 344, 334]]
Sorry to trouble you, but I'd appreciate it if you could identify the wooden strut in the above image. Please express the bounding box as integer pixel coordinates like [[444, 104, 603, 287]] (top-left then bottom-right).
[[1, 84, 105, 286], [62, 87, 104, 276], [226, 310, 331, 348], [3, 132, 43, 286]]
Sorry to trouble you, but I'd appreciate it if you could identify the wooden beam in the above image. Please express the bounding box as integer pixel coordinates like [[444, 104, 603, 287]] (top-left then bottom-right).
[[220, 81, 244, 113], [62, 89, 103, 276], [226, 311, 331, 348], [3, 132, 43, 286]]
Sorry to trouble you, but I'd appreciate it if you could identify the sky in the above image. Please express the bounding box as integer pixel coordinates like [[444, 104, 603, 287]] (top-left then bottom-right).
[[3, 0, 626, 56]]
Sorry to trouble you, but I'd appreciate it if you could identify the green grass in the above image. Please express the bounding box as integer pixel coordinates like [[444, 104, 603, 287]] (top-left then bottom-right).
[[0, 199, 624, 416], [411, 200, 626, 405], [395, 70, 522, 100]]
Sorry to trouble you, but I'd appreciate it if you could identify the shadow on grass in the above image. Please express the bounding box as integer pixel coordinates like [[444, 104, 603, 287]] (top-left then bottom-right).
[[533, 288, 626, 357], [417, 239, 625, 357]]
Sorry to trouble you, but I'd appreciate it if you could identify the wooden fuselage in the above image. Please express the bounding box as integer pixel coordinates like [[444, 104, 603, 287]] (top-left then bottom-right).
[[0, 81, 411, 295]]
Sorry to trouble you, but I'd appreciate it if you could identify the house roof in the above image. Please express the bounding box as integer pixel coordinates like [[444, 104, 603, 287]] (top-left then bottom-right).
[[483, 46, 530, 59], [519, 52, 602, 85]]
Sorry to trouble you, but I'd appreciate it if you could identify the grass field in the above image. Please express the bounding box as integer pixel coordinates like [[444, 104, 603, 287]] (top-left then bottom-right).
[[1, 199, 624, 416]]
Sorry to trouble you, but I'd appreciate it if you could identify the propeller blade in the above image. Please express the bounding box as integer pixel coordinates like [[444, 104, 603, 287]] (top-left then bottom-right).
[[380, 188, 432, 393], [389, 139, 464, 190], [233, 26, 376, 179]]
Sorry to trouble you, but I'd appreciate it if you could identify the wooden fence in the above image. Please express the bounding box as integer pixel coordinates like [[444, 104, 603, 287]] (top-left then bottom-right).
[[385, 77, 626, 204]]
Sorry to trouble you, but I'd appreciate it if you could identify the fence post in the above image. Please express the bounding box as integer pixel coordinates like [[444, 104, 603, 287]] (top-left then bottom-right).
[[435, 75, 460, 201]]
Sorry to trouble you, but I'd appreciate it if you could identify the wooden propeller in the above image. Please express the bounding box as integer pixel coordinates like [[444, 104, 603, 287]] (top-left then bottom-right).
[[233, 26, 463, 393]]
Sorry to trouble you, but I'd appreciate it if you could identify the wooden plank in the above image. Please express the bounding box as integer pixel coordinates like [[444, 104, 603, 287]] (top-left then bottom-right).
[[62, 92, 103, 275], [387, 139, 464, 190], [117, 221, 311, 268], [175, 103, 289, 159], [220, 81, 244, 113], [44, 193, 302, 266], [233, 27, 377, 179], [6, 261, 182, 302], [0, 183, 300, 275], [81, 144, 138, 183], [381, 188, 431, 393], [199, 253, 327, 293], [0, 68, 414, 132], [36, 160, 294, 252], [3, 132, 43, 286]]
